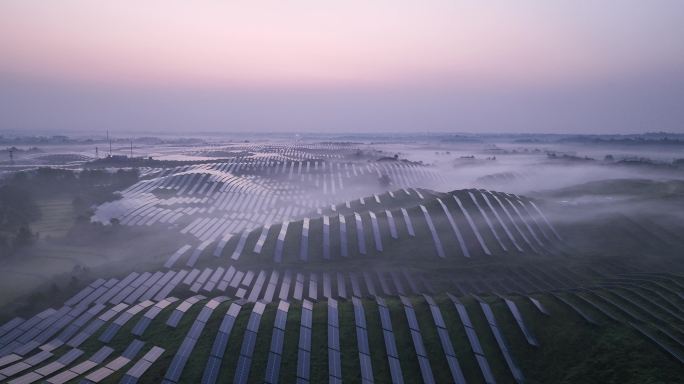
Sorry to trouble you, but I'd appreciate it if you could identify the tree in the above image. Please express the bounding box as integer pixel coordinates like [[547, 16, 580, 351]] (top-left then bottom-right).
[[379, 174, 391, 186], [0, 185, 40, 229]]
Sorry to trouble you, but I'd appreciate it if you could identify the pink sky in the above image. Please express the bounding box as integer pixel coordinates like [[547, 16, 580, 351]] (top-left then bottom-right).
[[3, 0, 682, 88], [1, 1, 683, 133]]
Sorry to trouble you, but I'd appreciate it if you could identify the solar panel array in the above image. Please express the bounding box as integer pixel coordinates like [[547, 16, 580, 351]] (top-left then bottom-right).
[[399, 296, 436, 384], [475, 295, 526, 384], [0, 268, 681, 383], [201, 302, 242, 384], [233, 301, 266, 384], [352, 297, 374, 384], [448, 293, 497, 384], [376, 297, 404, 384], [423, 294, 467, 384], [327, 299, 343, 384], [264, 300, 289, 384], [164, 297, 229, 383], [296, 300, 313, 383]]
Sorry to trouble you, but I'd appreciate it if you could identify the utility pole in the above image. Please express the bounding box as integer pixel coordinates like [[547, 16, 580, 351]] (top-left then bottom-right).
[[107, 130, 112, 156], [8, 147, 14, 163], [130, 139, 133, 158], [95, 146, 99, 158]]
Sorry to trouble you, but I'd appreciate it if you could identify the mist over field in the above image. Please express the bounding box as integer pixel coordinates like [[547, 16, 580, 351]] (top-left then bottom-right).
[[1, 1, 684, 383]]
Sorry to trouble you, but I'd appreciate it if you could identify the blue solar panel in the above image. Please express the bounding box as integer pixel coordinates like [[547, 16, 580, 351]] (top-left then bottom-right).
[[188, 321, 206, 340], [410, 329, 427, 357], [353, 303, 367, 329], [166, 310, 183, 327], [417, 355, 436, 384], [270, 328, 285, 354], [327, 326, 339, 351], [122, 339, 145, 359], [98, 324, 121, 343], [119, 374, 137, 384], [356, 328, 370, 354], [437, 328, 456, 357], [274, 310, 288, 331], [197, 308, 213, 323], [359, 352, 373, 381], [383, 330, 398, 358], [165, 353, 190, 382], [178, 337, 197, 358], [200, 356, 222, 384], [405, 310, 420, 331], [240, 331, 257, 357], [210, 331, 229, 358], [475, 354, 496, 384], [455, 304, 473, 327], [233, 355, 252, 384], [328, 349, 342, 379], [465, 326, 484, 355], [299, 327, 312, 351], [131, 317, 151, 336], [328, 309, 339, 328], [301, 309, 312, 329], [388, 356, 404, 384], [446, 355, 467, 384], [91, 346, 114, 363], [378, 307, 392, 331], [218, 315, 237, 334], [58, 348, 84, 364], [430, 306, 446, 329], [296, 349, 310, 380], [246, 314, 262, 333], [264, 352, 282, 384]]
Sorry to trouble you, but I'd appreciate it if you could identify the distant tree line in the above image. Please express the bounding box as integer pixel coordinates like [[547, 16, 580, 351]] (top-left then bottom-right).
[[0, 184, 40, 257], [0, 168, 139, 257]]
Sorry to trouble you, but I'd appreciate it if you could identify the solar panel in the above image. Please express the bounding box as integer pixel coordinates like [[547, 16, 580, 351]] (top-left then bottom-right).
[[326, 326, 339, 351], [430, 306, 447, 329], [296, 349, 310, 380], [123, 340, 145, 359], [98, 324, 121, 343], [270, 329, 285, 354], [233, 356, 252, 384], [187, 322, 206, 340], [89, 346, 114, 364], [301, 310, 312, 330], [201, 356, 222, 384], [410, 329, 428, 357], [464, 326, 484, 355], [420, 204, 446, 258], [387, 356, 404, 384], [239, 331, 258, 358], [359, 352, 373, 381], [378, 307, 392, 331], [382, 330, 399, 357], [226, 303, 242, 319], [417, 356, 436, 384], [166, 311, 183, 328], [405, 311, 420, 332], [264, 352, 282, 384], [299, 327, 312, 351], [475, 354, 496, 384], [336, 273, 348, 299], [328, 349, 342, 379], [356, 328, 370, 355], [165, 353, 189, 382], [437, 328, 455, 357]]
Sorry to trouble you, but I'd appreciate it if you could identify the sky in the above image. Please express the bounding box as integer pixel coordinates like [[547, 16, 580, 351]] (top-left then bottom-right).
[[1, 0, 683, 134]]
